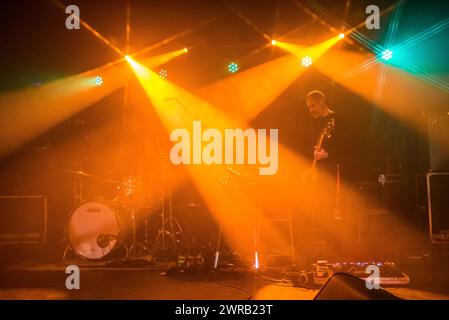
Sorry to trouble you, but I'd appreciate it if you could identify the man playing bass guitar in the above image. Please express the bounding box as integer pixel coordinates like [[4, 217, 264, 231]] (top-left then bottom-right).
[[304, 90, 343, 245]]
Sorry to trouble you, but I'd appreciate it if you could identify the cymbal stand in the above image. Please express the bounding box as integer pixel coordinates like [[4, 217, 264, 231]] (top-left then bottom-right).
[[74, 174, 84, 205], [155, 180, 183, 252], [214, 173, 229, 268], [127, 204, 151, 258]]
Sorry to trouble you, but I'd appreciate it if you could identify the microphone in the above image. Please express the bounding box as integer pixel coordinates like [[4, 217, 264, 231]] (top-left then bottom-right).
[[97, 234, 118, 248]]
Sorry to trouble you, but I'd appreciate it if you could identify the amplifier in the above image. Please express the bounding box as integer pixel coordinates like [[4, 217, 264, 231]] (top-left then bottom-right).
[[427, 114, 449, 171], [427, 172, 449, 244], [0, 195, 47, 244]]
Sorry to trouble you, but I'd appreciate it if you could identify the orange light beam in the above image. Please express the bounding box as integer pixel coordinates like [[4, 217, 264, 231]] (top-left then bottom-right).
[[314, 48, 449, 142], [0, 64, 128, 158], [196, 53, 304, 121], [196, 36, 343, 121], [226, 4, 272, 41], [128, 56, 366, 260], [292, 0, 400, 53], [126, 57, 291, 258], [0, 48, 188, 158]]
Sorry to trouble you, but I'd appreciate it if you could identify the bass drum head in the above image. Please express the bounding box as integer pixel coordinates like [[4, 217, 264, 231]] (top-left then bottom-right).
[[67, 201, 120, 260]]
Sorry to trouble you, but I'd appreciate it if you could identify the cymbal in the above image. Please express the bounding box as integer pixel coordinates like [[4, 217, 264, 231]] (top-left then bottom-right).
[[104, 178, 120, 184], [64, 169, 95, 178], [64, 170, 119, 183]]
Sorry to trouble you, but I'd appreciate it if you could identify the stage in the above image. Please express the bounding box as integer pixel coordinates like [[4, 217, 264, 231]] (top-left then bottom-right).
[[1, 245, 449, 300], [1, 0, 449, 304]]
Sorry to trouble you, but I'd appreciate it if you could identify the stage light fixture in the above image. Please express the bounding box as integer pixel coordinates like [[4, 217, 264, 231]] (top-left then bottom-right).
[[381, 49, 393, 61], [125, 55, 131, 62], [271, 39, 277, 45], [184, 47, 188, 53], [228, 62, 239, 73], [95, 76, 103, 86], [159, 69, 168, 79], [339, 33, 345, 39], [301, 56, 312, 67]]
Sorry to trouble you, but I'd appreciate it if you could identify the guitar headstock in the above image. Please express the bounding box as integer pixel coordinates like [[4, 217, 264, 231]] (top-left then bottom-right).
[[322, 118, 335, 139]]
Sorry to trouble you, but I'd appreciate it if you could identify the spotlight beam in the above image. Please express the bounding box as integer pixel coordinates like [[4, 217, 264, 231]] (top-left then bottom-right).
[[196, 53, 305, 121], [0, 63, 129, 158], [275, 35, 343, 58], [276, 19, 317, 42], [292, 0, 401, 53], [125, 57, 290, 257], [313, 48, 449, 139], [316, 16, 449, 93], [225, 4, 272, 41], [51, 0, 126, 56], [0, 48, 188, 158], [393, 17, 449, 53], [51, 0, 210, 61], [131, 17, 216, 57], [313, 49, 449, 162], [311, 13, 449, 94], [196, 36, 343, 122], [127, 57, 367, 260]]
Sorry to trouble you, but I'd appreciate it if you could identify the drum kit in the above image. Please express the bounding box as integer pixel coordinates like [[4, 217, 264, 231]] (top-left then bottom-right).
[[62, 169, 183, 262]]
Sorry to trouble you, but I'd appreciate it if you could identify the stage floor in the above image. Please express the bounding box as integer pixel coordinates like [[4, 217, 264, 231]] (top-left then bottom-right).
[[1, 260, 449, 300]]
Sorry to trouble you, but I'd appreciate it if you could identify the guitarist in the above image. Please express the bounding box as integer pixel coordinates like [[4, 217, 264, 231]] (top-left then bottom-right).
[[304, 91, 343, 256], [306, 90, 339, 172]]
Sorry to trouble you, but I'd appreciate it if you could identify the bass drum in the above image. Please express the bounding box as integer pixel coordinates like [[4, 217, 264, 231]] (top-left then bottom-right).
[[67, 201, 123, 260]]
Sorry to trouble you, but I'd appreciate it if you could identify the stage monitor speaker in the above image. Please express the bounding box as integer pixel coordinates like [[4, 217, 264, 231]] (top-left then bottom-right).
[[314, 273, 400, 300], [427, 172, 449, 244], [427, 114, 449, 171]]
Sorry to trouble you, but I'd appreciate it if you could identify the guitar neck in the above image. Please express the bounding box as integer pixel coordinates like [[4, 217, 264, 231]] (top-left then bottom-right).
[[311, 133, 325, 170]]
